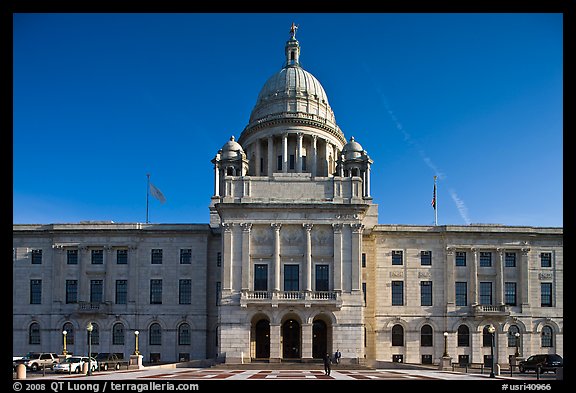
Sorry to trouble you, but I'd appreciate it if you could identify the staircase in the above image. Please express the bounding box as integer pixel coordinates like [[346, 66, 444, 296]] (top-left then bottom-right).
[[212, 359, 374, 370]]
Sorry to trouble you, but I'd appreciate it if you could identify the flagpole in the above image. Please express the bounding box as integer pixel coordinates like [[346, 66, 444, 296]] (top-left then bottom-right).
[[434, 175, 438, 226], [146, 173, 150, 224]]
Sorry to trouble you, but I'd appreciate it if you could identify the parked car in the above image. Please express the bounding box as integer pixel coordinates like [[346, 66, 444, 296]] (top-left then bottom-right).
[[13, 352, 60, 372], [519, 354, 563, 373], [94, 353, 128, 371], [53, 356, 97, 374]]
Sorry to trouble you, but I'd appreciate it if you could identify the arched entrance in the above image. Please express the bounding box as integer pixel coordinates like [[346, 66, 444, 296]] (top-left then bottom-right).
[[254, 319, 270, 359], [282, 319, 300, 359], [312, 319, 328, 359]]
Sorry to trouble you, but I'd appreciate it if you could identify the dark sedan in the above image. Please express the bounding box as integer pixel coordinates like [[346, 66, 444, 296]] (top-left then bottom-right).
[[519, 354, 563, 373]]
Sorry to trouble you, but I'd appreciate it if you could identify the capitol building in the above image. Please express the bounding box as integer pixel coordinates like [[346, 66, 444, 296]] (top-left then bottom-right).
[[12, 26, 562, 368]]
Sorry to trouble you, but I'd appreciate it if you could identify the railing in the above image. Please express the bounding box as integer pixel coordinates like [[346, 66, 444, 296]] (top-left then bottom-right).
[[77, 301, 108, 313], [473, 304, 509, 315], [241, 290, 340, 305]]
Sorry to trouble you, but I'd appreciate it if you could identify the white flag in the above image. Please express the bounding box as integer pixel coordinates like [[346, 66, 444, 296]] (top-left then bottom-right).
[[149, 182, 166, 204]]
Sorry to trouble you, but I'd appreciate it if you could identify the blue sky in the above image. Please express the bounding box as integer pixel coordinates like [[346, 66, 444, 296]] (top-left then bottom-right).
[[13, 13, 563, 227]]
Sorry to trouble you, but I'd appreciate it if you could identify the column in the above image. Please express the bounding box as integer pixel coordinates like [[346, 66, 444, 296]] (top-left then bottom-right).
[[79, 246, 89, 301], [296, 132, 303, 173], [254, 139, 261, 176], [51, 245, 64, 305], [311, 135, 317, 177], [333, 224, 343, 291], [241, 223, 252, 291], [324, 139, 331, 176], [272, 223, 282, 292], [496, 249, 505, 305], [213, 163, 220, 196], [269, 323, 281, 362], [445, 248, 455, 307], [520, 248, 530, 309], [282, 133, 288, 173], [222, 223, 233, 291], [301, 323, 313, 361], [471, 248, 478, 306], [128, 246, 138, 307], [351, 224, 364, 291], [104, 246, 114, 302], [366, 164, 371, 197], [267, 136, 274, 176], [303, 224, 313, 292]]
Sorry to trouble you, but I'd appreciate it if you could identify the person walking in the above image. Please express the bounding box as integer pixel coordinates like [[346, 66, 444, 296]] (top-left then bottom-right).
[[323, 352, 331, 376], [335, 349, 341, 364]]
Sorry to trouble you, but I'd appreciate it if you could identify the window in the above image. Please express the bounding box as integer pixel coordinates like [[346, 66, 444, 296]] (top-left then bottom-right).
[[455, 251, 466, 266], [90, 323, 100, 345], [508, 325, 520, 347], [391, 281, 404, 306], [284, 265, 299, 291], [541, 283, 552, 307], [179, 279, 192, 304], [217, 252, 222, 267], [113, 323, 125, 345], [315, 264, 329, 291], [66, 280, 78, 304], [180, 249, 192, 264], [91, 249, 103, 264], [178, 323, 191, 345], [254, 264, 268, 291], [67, 249, 78, 265], [30, 279, 42, 304], [391, 324, 404, 346], [421, 325, 433, 347], [116, 280, 127, 304], [31, 249, 42, 264], [149, 323, 162, 345], [505, 282, 517, 306], [541, 326, 553, 347], [216, 281, 221, 306], [458, 355, 470, 366], [479, 251, 492, 267], [540, 252, 552, 267], [90, 280, 103, 303], [277, 155, 282, 171], [63, 322, 74, 345], [151, 249, 163, 264], [420, 250, 432, 266], [117, 249, 128, 264], [362, 282, 367, 305], [422, 355, 433, 364], [302, 155, 307, 171], [479, 282, 493, 305], [505, 252, 516, 267], [362, 253, 366, 268], [455, 282, 467, 306], [420, 281, 432, 306], [457, 325, 470, 347], [289, 154, 295, 170], [29, 323, 40, 345], [483, 325, 494, 347], [150, 279, 163, 304], [484, 355, 494, 368], [392, 250, 403, 265]]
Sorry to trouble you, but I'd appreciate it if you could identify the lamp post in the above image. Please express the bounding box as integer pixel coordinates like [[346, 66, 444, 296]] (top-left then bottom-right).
[[62, 330, 68, 356], [86, 323, 93, 376], [488, 325, 496, 378], [514, 332, 520, 357], [134, 330, 140, 355], [443, 332, 449, 357]]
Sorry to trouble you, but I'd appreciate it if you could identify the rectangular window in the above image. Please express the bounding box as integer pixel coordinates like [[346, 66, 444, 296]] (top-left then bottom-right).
[[420, 250, 432, 266], [116, 280, 127, 304], [505, 252, 516, 267], [392, 250, 403, 265], [455, 251, 466, 267], [116, 249, 128, 264], [260, 157, 264, 175], [479, 282, 493, 305], [30, 279, 42, 304], [289, 154, 295, 170], [420, 281, 433, 306], [180, 249, 192, 264], [541, 283, 553, 307], [479, 251, 492, 267], [362, 282, 367, 305], [179, 279, 192, 304], [150, 279, 163, 304], [361, 253, 366, 268], [277, 155, 282, 171], [315, 264, 329, 291], [505, 282, 517, 306], [91, 249, 103, 264], [67, 249, 78, 265], [541, 252, 552, 267], [66, 280, 78, 304], [31, 249, 42, 264], [302, 155, 307, 171], [90, 280, 103, 303], [151, 249, 163, 264], [216, 252, 222, 267], [455, 282, 467, 306], [391, 281, 404, 306], [284, 264, 299, 291], [216, 281, 221, 306], [254, 264, 268, 291]]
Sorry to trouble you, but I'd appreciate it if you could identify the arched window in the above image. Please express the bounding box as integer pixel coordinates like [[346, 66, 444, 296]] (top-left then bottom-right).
[[113, 323, 125, 345], [541, 326, 553, 347], [63, 322, 74, 345], [457, 325, 470, 347], [90, 323, 100, 345], [178, 323, 191, 345], [149, 323, 162, 345], [420, 325, 433, 347], [392, 324, 404, 346], [508, 325, 520, 347], [29, 323, 40, 345], [483, 325, 494, 347]]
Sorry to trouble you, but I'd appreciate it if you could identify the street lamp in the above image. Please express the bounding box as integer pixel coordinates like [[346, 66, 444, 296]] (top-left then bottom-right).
[[86, 323, 93, 376], [134, 330, 140, 355], [62, 330, 68, 356], [443, 332, 449, 357], [488, 325, 496, 378], [514, 332, 520, 357]]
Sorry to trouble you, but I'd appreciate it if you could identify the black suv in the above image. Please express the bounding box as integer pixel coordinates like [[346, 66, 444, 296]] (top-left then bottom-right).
[[519, 354, 563, 373]]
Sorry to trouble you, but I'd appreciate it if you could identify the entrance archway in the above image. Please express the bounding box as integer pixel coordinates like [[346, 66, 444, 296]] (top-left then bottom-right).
[[312, 319, 328, 359], [282, 319, 300, 359], [254, 319, 270, 359]]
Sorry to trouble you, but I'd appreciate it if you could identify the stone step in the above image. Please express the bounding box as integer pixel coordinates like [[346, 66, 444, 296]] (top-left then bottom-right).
[[211, 360, 374, 370]]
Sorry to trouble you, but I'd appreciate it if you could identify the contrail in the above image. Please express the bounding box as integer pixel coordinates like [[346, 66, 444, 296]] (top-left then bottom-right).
[[448, 188, 471, 225]]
